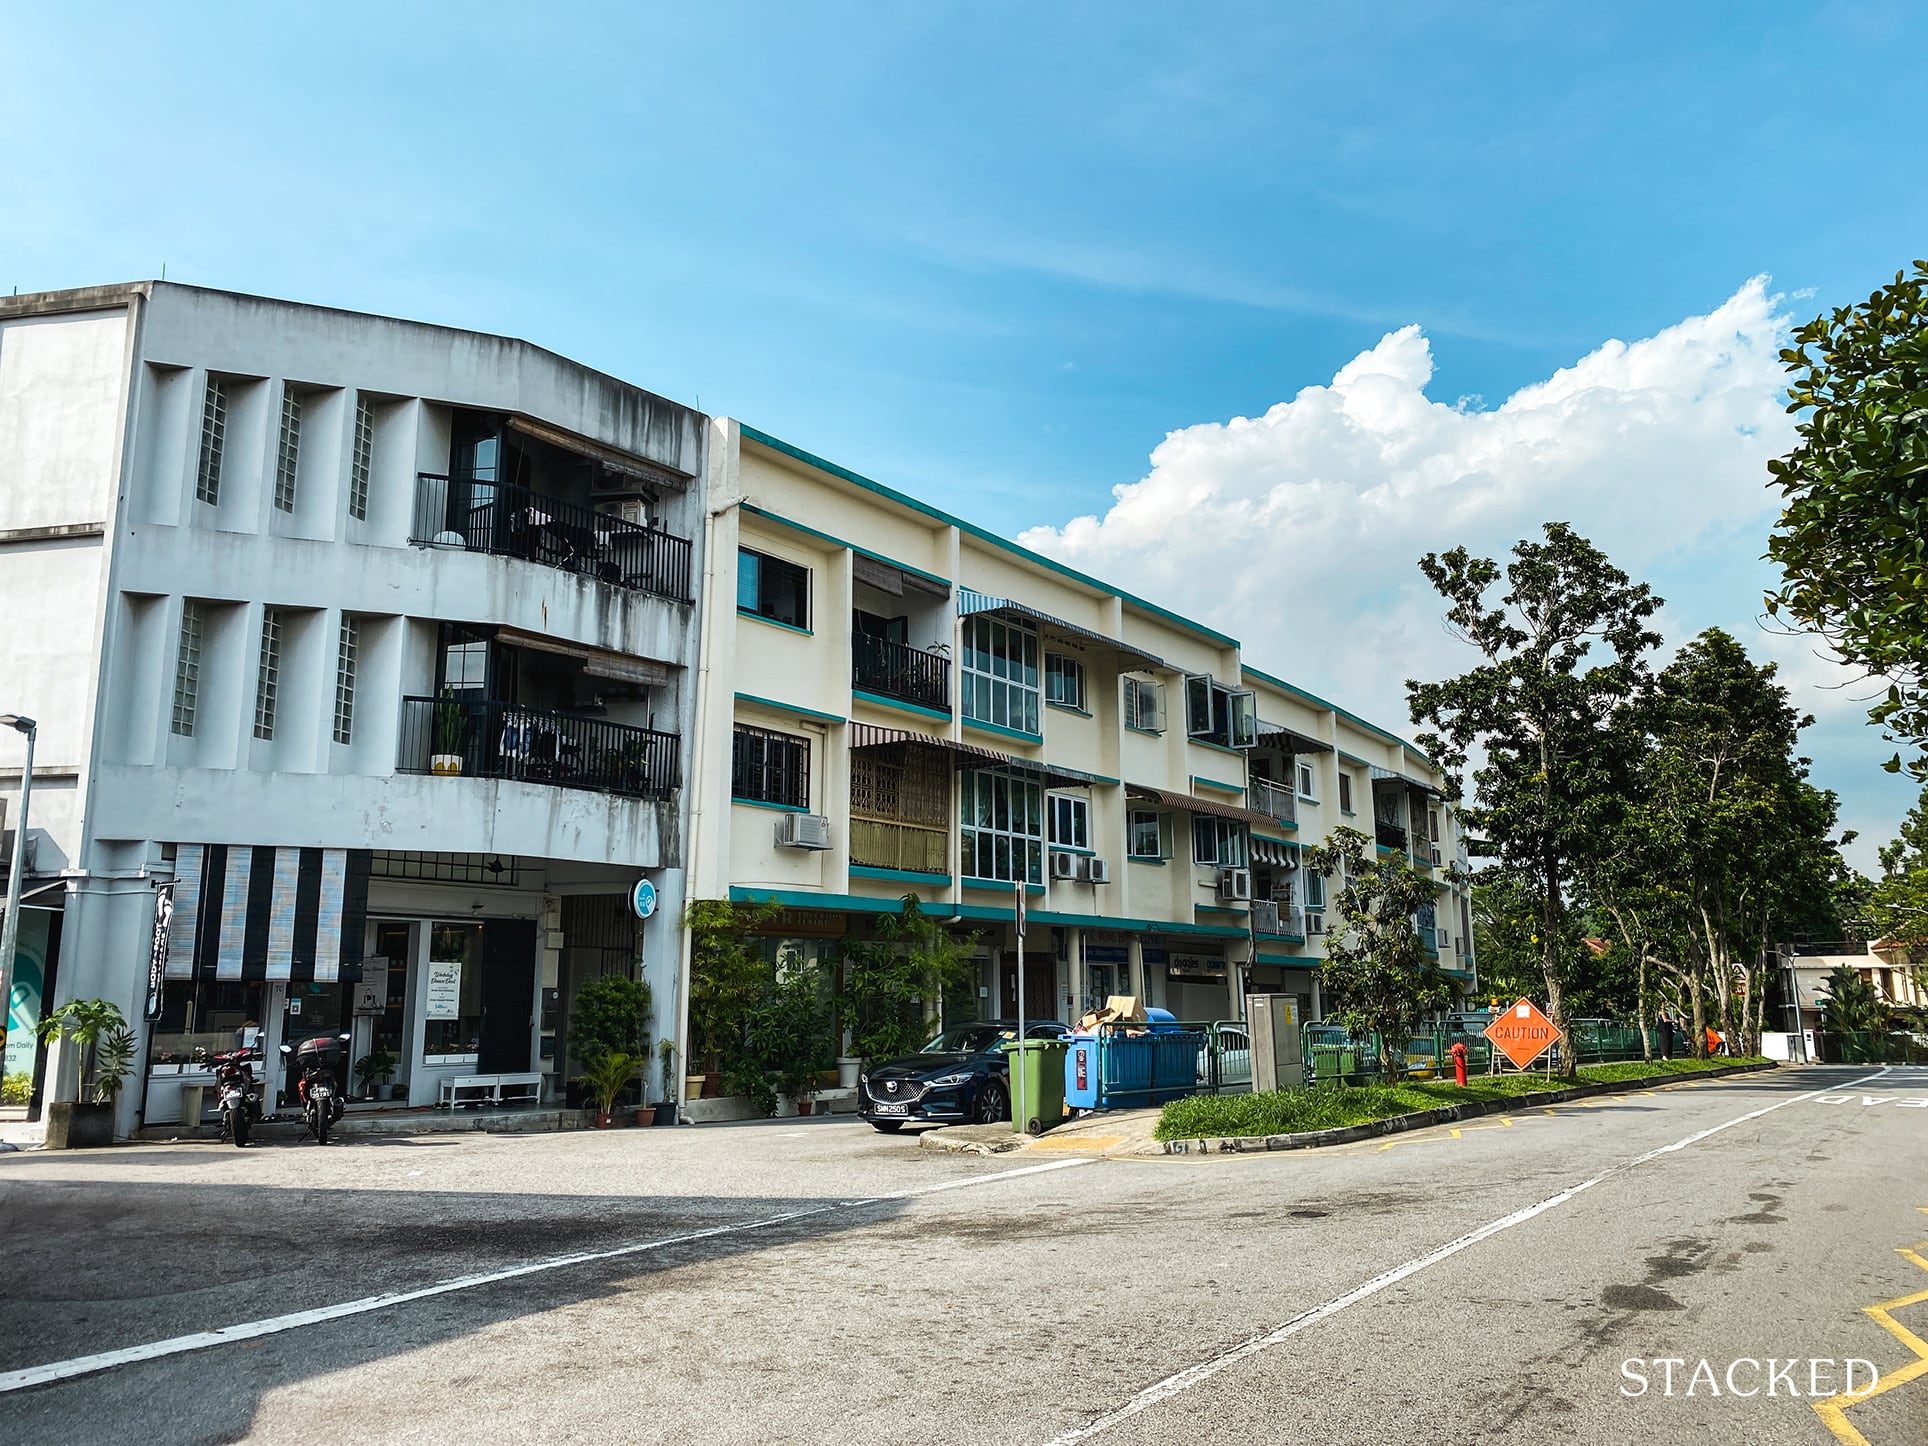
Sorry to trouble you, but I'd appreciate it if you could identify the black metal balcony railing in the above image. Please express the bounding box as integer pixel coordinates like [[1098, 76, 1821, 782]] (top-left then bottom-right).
[[398, 696, 678, 800], [852, 633, 951, 713], [412, 473, 693, 602], [1375, 818, 1409, 850]]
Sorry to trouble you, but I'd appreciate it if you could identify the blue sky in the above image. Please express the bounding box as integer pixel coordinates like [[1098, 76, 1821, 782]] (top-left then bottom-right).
[[5, 2, 1923, 861]]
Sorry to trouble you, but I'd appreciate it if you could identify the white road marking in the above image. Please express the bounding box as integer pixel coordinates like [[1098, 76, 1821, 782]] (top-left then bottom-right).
[[0, 1156, 1090, 1395], [1041, 1068, 1893, 1446]]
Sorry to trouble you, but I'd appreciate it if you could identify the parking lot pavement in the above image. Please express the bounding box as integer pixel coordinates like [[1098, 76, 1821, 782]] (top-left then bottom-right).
[[2, 1066, 1923, 1445]]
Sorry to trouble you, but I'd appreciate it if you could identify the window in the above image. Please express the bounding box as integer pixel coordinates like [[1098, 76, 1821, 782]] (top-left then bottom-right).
[[1303, 868, 1326, 911], [253, 608, 282, 740], [1296, 760, 1317, 799], [1044, 653, 1086, 711], [333, 616, 359, 745], [1338, 773, 1353, 812], [1123, 675, 1165, 732], [1428, 808, 1441, 843], [273, 389, 301, 512], [1048, 793, 1090, 851], [423, 922, 484, 1062], [737, 548, 810, 629], [171, 600, 204, 736], [1183, 674, 1257, 748], [348, 395, 374, 521], [195, 377, 227, 504], [959, 769, 1043, 885], [732, 724, 810, 808], [1128, 808, 1172, 860], [961, 615, 1040, 735], [1192, 816, 1249, 867]]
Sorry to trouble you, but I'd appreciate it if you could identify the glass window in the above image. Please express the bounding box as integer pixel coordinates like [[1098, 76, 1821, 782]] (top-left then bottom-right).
[[196, 376, 226, 504], [254, 607, 282, 740], [1303, 868, 1326, 910], [1297, 760, 1317, 799], [1124, 676, 1165, 732], [1048, 793, 1090, 850], [961, 616, 1040, 735], [1044, 653, 1086, 710], [738, 549, 811, 629], [348, 395, 374, 521], [1192, 817, 1249, 866], [1184, 675, 1258, 749], [172, 599, 203, 737], [1338, 773, 1353, 812], [733, 724, 810, 808], [1128, 809, 1169, 860], [274, 388, 301, 513], [148, 978, 267, 1068], [334, 616, 359, 744], [423, 922, 484, 1061], [960, 769, 1043, 884]]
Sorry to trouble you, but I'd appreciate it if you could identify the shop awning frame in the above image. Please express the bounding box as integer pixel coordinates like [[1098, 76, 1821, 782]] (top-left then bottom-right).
[[957, 588, 1165, 672], [1126, 782, 1279, 831], [849, 722, 1107, 790]]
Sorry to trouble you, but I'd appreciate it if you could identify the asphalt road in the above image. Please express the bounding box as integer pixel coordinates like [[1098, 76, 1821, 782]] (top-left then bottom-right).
[[1, 1064, 1924, 1446]]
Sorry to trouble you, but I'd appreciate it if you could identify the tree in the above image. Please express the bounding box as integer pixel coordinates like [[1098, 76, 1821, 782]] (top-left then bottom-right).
[[1871, 784, 1928, 953], [568, 973, 653, 1072], [839, 895, 979, 1063], [1305, 828, 1457, 1081], [1765, 260, 1928, 780], [37, 999, 138, 1105], [1816, 965, 1884, 1034], [1407, 523, 1662, 1076], [686, 897, 781, 1072], [734, 951, 837, 1117]]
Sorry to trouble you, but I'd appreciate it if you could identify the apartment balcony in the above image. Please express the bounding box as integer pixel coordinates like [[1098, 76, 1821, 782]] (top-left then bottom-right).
[[852, 633, 952, 714], [849, 817, 949, 874], [1248, 777, 1297, 826], [1375, 818, 1409, 851], [412, 473, 693, 602], [398, 696, 678, 800], [1250, 899, 1307, 940]]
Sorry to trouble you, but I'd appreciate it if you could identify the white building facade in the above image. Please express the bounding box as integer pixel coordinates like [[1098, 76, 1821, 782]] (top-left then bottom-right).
[[0, 282, 706, 1130]]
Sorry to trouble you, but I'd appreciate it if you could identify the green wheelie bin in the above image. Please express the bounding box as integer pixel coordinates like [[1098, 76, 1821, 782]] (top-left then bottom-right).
[[1007, 1037, 1070, 1135]]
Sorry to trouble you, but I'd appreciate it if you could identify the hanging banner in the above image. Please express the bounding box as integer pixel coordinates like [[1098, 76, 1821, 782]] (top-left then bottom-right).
[[145, 883, 176, 1021]]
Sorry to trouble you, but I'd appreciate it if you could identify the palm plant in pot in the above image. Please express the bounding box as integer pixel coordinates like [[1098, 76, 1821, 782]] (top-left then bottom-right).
[[582, 1050, 643, 1128], [37, 999, 138, 1149]]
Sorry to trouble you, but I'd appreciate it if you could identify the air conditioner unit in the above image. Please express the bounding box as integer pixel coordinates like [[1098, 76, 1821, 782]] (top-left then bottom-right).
[[1216, 867, 1252, 902], [1049, 851, 1078, 881], [774, 813, 832, 850], [1082, 857, 1111, 885], [1307, 914, 1326, 936]]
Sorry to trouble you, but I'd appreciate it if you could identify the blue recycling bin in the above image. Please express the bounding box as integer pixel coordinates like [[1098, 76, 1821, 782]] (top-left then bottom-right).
[[1063, 1011, 1207, 1110], [1065, 1035, 1102, 1109]]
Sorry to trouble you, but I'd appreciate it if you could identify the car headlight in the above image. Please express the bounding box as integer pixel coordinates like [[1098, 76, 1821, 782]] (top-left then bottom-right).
[[929, 1072, 972, 1088]]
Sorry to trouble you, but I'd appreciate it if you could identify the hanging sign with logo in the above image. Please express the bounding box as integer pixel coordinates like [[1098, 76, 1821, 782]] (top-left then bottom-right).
[[629, 877, 658, 921], [144, 882, 176, 1021], [425, 959, 463, 1020]]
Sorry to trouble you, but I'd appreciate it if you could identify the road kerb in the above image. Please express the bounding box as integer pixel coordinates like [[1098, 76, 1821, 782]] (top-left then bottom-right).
[[1155, 1062, 1781, 1157]]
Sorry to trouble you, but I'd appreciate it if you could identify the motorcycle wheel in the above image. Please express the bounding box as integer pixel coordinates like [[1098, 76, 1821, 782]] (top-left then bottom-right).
[[313, 1101, 330, 1146], [231, 1106, 250, 1148]]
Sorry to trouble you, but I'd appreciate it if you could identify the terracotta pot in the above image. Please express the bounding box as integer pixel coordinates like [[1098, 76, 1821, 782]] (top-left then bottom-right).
[[796, 1099, 814, 1117], [633, 1106, 656, 1127], [597, 1111, 613, 1128], [703, 1070, 723, 1097]]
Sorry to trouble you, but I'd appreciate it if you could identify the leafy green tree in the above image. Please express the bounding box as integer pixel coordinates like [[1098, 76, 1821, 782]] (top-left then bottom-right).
[[733, 952, 837, 1117], [1871, 784, 1928, 953], [1816, 965, 1884, 1034], [1765, 261, 1928, 779], [568, 973, 653, 1073], [37, 999, 137, 1104], [1305, 828, 1458, 1080], [686, 897, 781, 1072], [1407, 523, 1662, 1076], [839, 895, 980, 1062]]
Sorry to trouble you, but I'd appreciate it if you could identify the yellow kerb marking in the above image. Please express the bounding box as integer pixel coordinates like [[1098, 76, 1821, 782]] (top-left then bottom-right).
[[1813, 1208, 1928, 1444], [1031, 1135, 1123, 1152]]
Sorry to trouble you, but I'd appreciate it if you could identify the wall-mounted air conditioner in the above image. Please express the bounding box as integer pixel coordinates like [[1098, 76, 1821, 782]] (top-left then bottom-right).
[[1049, 851, 1079, 881], [1079, 856, 1111, 885], [1216, 867, 1252, 902], [775, 814, 832, 850]]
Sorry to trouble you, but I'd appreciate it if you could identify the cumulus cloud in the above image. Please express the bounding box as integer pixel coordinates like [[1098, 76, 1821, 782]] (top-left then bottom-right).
[[1019, 279, 1916, 866]]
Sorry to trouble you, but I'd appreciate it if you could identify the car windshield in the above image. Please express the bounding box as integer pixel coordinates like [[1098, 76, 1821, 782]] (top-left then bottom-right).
[[920, 1026, 1016, 1055]]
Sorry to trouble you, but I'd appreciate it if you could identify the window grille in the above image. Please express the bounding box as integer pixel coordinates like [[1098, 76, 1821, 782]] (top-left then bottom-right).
[[171, 599, 204, 736], [333, 616, 359, 744], [254, 607, 282, 739], [195, 378, 226, 504]]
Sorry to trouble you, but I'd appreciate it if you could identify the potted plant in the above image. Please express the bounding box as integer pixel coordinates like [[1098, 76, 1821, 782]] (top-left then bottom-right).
[[37, 999, 138, 1149], [657, 1038, 681, 1125], [582, 1049, 643, 1127], [354, 1048, 397, 1101], [632, 1081, 656, 1128], [431, 687, 467, 775]]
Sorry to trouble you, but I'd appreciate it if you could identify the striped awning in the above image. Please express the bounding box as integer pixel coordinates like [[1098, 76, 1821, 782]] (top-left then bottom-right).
[[957, 589, 1165, 671], [1250, 836, 1301, 867], [164, 844, 370, 983], [1126, 783, 1278, 831], [849, 723, 1104, 790]]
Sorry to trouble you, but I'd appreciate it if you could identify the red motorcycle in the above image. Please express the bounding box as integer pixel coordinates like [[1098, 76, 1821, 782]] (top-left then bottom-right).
[[280, 1032, 351, 1145], [210, 1046, 263, 1148]]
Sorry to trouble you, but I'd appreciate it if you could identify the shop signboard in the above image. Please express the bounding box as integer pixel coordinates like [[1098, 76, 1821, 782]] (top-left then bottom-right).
[[425, 959, 463, 1020], [629, 877, 658, 921], [1168, 953, 1226, 981], [144, 882, 175, 1021]]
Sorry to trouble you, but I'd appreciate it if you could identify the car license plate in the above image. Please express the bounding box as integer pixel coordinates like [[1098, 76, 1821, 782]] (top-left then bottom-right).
[[872, 1103, 909, 1116]]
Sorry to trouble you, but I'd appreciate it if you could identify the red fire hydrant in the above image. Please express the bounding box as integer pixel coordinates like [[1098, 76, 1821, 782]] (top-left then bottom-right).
[[1450, 1041, 1469, 1088]]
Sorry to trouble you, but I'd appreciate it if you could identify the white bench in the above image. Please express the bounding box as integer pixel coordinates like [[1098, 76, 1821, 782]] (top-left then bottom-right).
[[438, 1073, 544, 1109]]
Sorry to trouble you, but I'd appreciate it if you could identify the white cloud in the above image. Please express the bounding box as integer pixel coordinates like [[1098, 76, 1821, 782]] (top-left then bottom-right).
[[1019, 278, 1916, 869]]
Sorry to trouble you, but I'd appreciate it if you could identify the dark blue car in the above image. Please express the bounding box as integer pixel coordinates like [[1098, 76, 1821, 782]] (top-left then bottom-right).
[[858, 1019, 1070, 1132]]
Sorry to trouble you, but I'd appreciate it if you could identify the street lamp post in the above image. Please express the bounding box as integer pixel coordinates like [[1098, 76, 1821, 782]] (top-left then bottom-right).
[[0, 714, 37, 1062]]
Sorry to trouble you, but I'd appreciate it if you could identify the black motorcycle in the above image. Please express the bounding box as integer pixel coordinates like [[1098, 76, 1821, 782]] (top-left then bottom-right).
[[280, 1032, 351, 1145], [209, 1046, 263, 1148]]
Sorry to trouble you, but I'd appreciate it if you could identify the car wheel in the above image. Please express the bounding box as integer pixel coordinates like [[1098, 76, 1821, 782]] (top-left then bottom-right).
[[974, 1081, 1008, 1125], [869, 1121, 904, 1134]]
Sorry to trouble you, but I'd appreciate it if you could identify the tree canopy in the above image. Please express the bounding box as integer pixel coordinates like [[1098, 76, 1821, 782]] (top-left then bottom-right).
[[1766, 260, 1928, 780]]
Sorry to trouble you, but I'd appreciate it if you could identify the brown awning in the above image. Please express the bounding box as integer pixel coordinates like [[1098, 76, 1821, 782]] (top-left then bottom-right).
[[957, 589, 1164, 671], [507, 416, 692, 490], [1256, 723, 1332, 755], [494, 625, 673, 686], [1126, 783, 1278, 830], [850, 723, 1104, 790]]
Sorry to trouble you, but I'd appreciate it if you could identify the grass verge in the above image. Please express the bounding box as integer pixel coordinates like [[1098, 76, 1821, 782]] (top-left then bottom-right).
[[1152, 1056, 1771, 1141]]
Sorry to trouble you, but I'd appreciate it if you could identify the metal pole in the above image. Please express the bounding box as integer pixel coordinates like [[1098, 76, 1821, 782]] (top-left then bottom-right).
[[1, 720, 36, 1064], [1013, 879, 1025, 1131]]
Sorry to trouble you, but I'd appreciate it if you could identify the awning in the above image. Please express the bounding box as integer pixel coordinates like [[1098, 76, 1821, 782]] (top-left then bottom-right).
[[165, 844, 370, 984], [1126, 783, 1278, 831], [1371, 764, 1442, 798], [1250, 836, 1301, 867], [507, 416, 691, 490], [1256, 723, 1332, 755], [853, 551, 950, 600], [494, 625, 673, 687], [849, 722, 1102, 790], [957, 589, 1164, 671]]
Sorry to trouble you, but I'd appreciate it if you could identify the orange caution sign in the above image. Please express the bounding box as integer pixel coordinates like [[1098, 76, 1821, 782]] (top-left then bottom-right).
[[1484, 998, 1560, 1070]]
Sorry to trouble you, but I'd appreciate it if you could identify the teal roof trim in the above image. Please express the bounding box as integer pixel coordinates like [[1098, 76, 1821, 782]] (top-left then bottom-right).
[[739, 424, 1239, 649], [734, 692, 846, 726], [740, 502, 952, 590]]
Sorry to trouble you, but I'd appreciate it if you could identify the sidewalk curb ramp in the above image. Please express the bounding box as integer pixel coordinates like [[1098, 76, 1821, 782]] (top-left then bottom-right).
[[919, 1124, 1026, 1155], [1158, 1062, 1779, 1158]]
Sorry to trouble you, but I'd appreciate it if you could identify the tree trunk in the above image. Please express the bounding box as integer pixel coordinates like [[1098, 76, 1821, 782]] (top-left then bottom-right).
[[1637, 950, 1653, 1062], [1686, 973, 1707, 1058], [1542, 858, 1576, 1079]]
